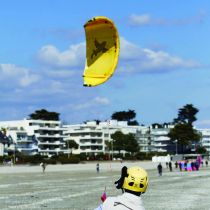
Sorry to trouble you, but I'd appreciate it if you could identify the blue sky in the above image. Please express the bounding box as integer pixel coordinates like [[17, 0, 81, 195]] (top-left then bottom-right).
[[0, 0, 210, 128]]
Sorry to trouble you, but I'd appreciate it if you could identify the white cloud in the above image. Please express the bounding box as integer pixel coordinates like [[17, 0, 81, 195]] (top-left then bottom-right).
[[36, 38, 200, 76], [50, 81, 66, 93], [45, 69, 75, 78], [128, 11, 207, 26], [0, 64, 40, 87], [119, 37, 200, 73], [74, 97, 110, 110], [129, 14, 151, 26], [93, 97, 110, 105], [37, 42, 85, 68]]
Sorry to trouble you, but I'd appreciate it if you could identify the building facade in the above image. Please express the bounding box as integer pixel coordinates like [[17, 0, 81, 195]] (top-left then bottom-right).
[[1, 119, 210, 157], [199, 129, 210, 155], [0, 119, 66, 157], [64, 120, 148, 155], [150, 124, 175, 153]]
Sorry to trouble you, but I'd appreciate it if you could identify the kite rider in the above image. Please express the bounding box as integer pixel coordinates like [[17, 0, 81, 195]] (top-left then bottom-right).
[[96, 166, 148, 210]]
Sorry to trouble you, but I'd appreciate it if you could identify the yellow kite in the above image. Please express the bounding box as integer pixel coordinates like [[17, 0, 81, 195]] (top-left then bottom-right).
[[83, 16, 120, 87]]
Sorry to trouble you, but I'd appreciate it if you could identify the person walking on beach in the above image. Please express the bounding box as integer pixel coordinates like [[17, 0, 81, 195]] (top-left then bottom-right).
[[96, 166, 148, 210], [40, 162, 46, 173], [205, 160, 208, 167], [169, 161, 172, 172], [175, 161, 178, 169], [96, 163, 100, 173], [157, 163, 162, 176]]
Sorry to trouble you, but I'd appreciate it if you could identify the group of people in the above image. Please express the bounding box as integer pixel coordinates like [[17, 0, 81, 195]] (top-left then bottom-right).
[[157, 159, 209, 176], [176, 159, 208, 172]]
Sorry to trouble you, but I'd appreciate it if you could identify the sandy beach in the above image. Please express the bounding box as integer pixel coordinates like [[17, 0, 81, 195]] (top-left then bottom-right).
[[0, 161, 210, 209], [0, 160, 157, 174]]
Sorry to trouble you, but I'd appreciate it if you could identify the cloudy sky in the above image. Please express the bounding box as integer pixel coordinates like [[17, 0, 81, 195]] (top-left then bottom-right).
[[0, 0, 210, 128]]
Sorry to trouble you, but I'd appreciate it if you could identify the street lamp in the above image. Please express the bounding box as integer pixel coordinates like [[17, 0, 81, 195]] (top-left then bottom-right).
[[111, 139, 113, 161], [13, 142, 16, 165], [107, 120, 113, 161], [174, 140, 178, 155]]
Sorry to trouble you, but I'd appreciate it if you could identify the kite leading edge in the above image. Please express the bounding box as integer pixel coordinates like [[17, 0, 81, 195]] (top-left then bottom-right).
[[83, 16, 120, 87]]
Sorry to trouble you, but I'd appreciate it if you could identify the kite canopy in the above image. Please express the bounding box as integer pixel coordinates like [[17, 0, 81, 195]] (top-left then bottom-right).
[[83, 16, 120, 87]]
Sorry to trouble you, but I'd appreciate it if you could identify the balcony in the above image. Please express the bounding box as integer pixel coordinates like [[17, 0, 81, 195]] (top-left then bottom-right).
[[17, 138, 33, 143], [38, 141, 64, 145], [38, 148, 60, 152], [18, 146, 38, 151], [38, 126, 64, 131], [154, 143, 167, 147], [36, 133, 65, 138], [79, 148, 104, 152], [153, 136, 170, 141], [78, 135, 102, 139]]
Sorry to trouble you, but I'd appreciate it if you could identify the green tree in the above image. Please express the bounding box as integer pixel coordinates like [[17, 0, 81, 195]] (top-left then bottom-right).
[[111, 131, 126, 154], [111, 131, 140, 156], [124, 133, 140, 155], [173, 104, 199, 126], [168, 124, 200, 145], [111, 110, 139, 125], [66, 140, 79, 157], [168, 104, 201, 154], [195, 145, 207, 154], [29, 109, 60, 121], [105, 140, 111, 152]]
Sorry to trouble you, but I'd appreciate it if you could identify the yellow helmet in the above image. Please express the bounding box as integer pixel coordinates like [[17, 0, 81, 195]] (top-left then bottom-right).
[[122, 166, 148, 193]]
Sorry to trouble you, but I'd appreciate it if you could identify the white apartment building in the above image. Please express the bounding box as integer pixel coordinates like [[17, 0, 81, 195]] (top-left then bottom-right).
[[199, 129, 210, 154], [64, 120, 148, 155], [1, 118, 209, 157], [5, 128, 38, 156], [150, 124, 174, 153], [135, 127, 151, 153], [0, 119, 66, 157]]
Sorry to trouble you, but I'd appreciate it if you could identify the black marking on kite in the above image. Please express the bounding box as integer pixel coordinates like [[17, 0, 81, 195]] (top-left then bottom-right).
[[91, 39, 108, 59]]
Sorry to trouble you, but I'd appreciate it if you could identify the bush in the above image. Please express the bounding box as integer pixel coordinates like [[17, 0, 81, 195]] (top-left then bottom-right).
[[45, 159, 57, 164], [57, 155, 80, 164], [0, 156, 4, 164], [14, 154, 46, 165], [134, 152, 168, 160], [78, 153, 88, 161], [95, 153, 104, 160]]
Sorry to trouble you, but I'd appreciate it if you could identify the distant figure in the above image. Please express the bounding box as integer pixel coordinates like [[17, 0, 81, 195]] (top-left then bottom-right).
[[169, 162, 172, 172], [191, 161, 195, 171], [187, 162, 192, 171], [195, 161, 199, 171], [96, 163, 100, 173], [157, 163, 163, 176], [178, 162, 182, 171], [184, 161, 187, 171], [40, 162, 46, 173], [166, 162, 169, 169], [205, 160, 208, 167], [175, 161, 178, 169]]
